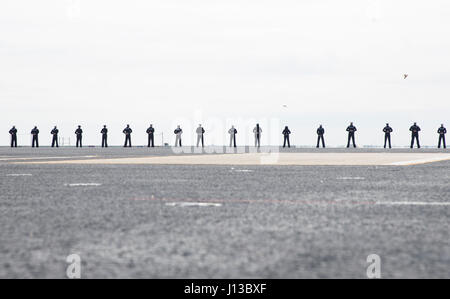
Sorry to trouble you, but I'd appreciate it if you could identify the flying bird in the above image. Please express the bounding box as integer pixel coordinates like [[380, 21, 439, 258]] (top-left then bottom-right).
[[403, 74, 408, 79], [282, 104, 288, 108]]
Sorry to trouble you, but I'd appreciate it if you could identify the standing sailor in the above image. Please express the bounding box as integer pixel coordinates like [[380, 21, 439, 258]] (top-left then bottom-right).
[[75, 125, 83, 148], [316, 125, 325, 148], [146, 124, 155, 147], [228, 126, 237, 147], [346, 122, 357, 148], [174, 125, 183, 147], [31, 126, 39, 148], [282, 126, 291, 148], [383, 123, 393, 149], [123, 124, 132, 147], [51, 126, 59, 148], [409, 122, 421, 148], [196, 124, 205, 147], [253, 124, 262, 148], [437, 124, 447, 149], [101, 125, 108, 148], [9, 126, 17, 147]]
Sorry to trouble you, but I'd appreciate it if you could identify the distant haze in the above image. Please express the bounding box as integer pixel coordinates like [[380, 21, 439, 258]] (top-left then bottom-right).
[[1, 0, 449, 146]]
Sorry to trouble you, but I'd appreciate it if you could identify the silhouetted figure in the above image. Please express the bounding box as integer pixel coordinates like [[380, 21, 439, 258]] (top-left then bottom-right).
[[346, 122, 357, 148], [228, 126, 237, 147], [75, 126, 83, 147], [253, 124, 262, 148], [196, 124, 205, 147], [123, 125, 132, 147], [409, 122, 421, 148], [174, 126, 183, 147], [437, 124, 447, 149], [383, 123, 393, 149], [316, 125, 325, 148], [9, 126, 17, 147], [146, 124, 155, 147], [51, 126, 59, 147], [31, 126, 39, 147], [282, 126, 291, 148], [101, 125, 108, 148]]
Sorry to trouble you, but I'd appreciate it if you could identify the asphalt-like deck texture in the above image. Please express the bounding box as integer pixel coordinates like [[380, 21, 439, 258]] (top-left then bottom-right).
[[0, 147, 449, 278]]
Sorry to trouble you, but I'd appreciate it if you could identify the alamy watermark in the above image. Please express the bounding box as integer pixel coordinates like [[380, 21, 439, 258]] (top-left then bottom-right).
[[66, 254, 81, 279], [66, 0, 81, 20], [169, 111, 283, 163], [366, 254, 381, 278]]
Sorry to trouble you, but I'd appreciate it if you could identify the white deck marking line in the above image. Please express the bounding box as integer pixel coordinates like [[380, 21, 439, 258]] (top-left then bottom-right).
[[336, 177, 365, 180], [66, 183, 102, 187], [165, 202, 222, 207], [376, 201, 450, 206], [134, 197, 374, 206], [0, 155, 97, 161], [6, 174, 33, 177], [388, 156, 450, 166], [13, 153, 450, 166]]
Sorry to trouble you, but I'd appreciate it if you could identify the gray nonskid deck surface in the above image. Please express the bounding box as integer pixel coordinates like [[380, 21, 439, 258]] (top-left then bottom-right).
[[0, 148, 448, 278]]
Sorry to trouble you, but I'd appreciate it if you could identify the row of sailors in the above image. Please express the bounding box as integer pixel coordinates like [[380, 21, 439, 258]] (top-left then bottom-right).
[[7, 122, 447, 149]]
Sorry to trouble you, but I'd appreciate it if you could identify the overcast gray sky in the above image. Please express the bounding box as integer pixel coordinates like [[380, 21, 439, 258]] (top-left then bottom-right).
[[1, 0, 449, 146]]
